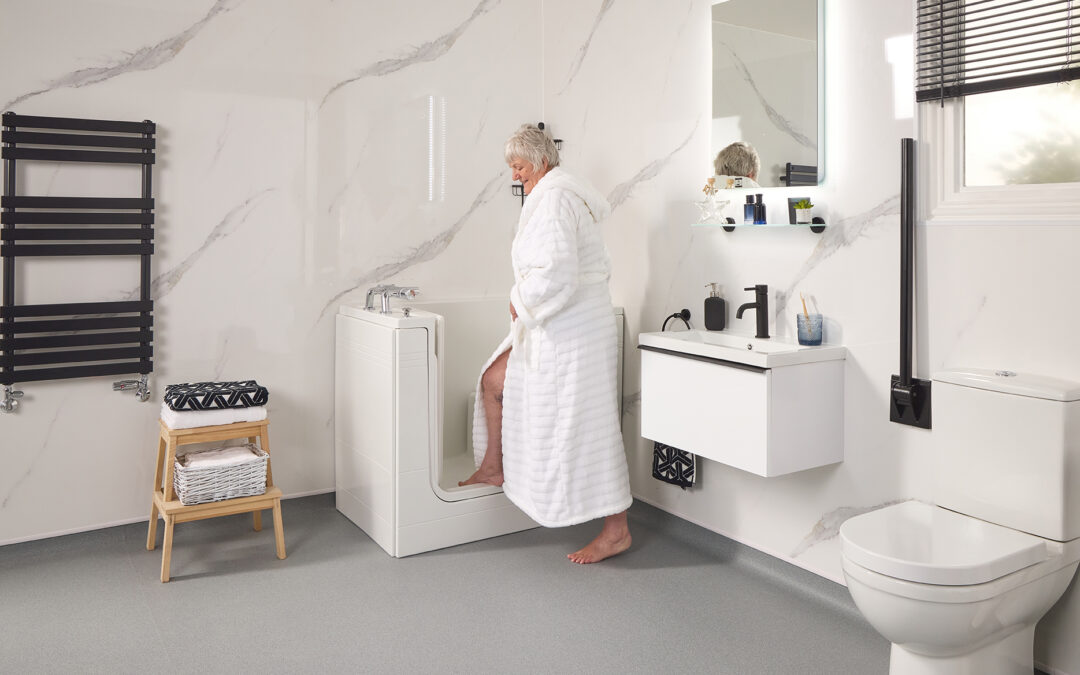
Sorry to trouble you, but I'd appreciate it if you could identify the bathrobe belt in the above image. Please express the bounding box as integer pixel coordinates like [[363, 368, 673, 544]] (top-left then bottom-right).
[[513, 275, 609, 371]]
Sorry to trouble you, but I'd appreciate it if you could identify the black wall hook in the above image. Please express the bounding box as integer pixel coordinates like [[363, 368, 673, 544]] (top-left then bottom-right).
[[537, 122, 563, 150]]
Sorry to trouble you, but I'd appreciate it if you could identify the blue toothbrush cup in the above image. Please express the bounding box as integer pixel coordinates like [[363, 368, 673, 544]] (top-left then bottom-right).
[[796, 313, 823, 346]]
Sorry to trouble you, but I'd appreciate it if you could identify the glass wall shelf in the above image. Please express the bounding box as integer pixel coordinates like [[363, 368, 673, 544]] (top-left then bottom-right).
[[692, 219, 826, 234]]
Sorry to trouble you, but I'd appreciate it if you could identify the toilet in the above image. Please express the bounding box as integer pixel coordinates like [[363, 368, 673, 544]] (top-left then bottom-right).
[[839, 368, 1080, 675]]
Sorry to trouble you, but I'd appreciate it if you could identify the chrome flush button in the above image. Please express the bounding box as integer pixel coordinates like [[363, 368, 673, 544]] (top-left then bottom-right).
[[995, 370, 1016, 377]]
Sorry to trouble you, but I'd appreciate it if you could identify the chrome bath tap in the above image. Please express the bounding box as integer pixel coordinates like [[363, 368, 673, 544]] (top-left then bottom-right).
[[380, 286, 420, 313], [365, 285, 420, 313], [364, 285, 388, 311]]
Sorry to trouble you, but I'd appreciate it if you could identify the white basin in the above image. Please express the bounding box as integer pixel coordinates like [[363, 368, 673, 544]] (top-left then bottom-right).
[[638, 329, 846, 368]]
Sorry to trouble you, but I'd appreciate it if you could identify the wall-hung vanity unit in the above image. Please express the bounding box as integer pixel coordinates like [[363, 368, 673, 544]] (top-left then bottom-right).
[[639, 330, 845, 477]]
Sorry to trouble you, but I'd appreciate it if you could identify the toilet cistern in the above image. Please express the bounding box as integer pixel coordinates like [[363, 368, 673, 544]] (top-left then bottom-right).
[[735, 284, 770, 339]]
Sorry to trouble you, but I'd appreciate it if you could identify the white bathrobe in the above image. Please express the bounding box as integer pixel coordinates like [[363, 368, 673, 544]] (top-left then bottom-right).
[[472, 167, 632, 527]]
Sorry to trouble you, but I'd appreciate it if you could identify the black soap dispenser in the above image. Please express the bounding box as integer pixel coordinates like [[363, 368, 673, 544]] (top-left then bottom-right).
[[704, 283, 726, 331]]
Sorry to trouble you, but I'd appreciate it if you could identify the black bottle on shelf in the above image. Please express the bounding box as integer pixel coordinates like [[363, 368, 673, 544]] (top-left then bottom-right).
[[754, 194, 766, 225]]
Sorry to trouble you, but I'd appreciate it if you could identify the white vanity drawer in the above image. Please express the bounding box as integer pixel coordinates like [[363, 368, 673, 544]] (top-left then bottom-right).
[[640, 346, 843, 477]]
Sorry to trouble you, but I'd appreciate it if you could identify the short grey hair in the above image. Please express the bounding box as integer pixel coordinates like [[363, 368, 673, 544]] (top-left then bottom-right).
[[714, 141, 760, 178], [504, 124, 560, 171]]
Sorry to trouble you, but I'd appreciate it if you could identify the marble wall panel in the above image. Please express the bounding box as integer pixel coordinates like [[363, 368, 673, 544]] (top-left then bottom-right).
[[541, 0, 916, 581], [0, 0, 539, 544], [542, 0, 1078, 670]]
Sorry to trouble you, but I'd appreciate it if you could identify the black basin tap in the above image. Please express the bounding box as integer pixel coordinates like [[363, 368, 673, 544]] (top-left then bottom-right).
[[735, 284, 770, 339]]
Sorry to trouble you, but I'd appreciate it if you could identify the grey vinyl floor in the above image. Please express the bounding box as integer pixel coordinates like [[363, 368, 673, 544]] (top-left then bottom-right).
[[0, 494, 891, 674]]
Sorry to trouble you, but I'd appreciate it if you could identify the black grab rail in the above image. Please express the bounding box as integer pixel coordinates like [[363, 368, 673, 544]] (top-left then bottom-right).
[[889, 137, 931, 428]]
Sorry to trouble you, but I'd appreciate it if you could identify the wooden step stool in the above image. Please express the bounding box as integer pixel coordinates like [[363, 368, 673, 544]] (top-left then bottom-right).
[[146, 418, 285, 582]]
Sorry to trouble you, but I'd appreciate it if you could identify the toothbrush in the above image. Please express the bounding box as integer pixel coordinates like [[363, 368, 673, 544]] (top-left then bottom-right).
[[800, 293, 810, 319]]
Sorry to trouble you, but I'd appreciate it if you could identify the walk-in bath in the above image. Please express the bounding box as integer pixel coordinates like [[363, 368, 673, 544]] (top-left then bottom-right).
[[334, 296, 624, 556]]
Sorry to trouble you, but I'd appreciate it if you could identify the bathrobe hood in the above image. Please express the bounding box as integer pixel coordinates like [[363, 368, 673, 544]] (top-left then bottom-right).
[[519, 167, 611, 229]]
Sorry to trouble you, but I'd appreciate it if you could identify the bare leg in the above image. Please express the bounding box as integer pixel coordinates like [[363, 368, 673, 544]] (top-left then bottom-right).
[[567, 511, 632, 564], [460, 349, 510, 487]]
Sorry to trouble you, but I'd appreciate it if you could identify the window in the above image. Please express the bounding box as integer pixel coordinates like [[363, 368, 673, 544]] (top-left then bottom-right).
[[917, 0, 1080, 222], [964, 80, 1080, 186]]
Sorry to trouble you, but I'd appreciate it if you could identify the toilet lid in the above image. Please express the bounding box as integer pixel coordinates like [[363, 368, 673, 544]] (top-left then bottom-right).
[[839, 501, 1049, 585]]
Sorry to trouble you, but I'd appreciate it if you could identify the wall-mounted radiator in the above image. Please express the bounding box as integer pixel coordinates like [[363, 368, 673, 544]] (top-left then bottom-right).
[[1, 113, 156, 409]]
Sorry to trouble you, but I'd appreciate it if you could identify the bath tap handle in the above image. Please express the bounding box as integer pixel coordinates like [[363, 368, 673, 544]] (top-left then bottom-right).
[[379, 286, 420, 313], [365, 285, 390, 311], [379, 285, 402, 313]]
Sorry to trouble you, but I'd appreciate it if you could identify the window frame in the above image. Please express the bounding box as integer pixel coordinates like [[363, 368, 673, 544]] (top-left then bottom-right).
[[918, 93, 1080, 226]]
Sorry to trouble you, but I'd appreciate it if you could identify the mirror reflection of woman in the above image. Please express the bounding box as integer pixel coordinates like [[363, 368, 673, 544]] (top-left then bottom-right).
[[460, 124, 633, 564], [714, 141, 761, 188]]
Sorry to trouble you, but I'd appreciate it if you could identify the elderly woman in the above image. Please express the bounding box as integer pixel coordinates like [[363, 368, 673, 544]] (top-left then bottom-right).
[[460, 124, 632, 564], [714, 141, 761, 188]]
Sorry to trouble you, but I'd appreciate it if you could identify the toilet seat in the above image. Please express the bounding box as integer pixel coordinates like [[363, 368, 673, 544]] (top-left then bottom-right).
[[840, 501, 1049, 585]]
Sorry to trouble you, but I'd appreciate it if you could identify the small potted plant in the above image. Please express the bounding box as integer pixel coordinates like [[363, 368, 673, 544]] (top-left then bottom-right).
[[794, 198, 813, 224]]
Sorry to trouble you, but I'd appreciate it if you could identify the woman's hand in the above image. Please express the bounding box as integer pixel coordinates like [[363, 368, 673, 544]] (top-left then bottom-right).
[[510, 302, 518, 321]]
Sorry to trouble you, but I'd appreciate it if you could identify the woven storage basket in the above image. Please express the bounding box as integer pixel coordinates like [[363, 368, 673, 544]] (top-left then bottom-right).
[[173, 444, 268, 506]]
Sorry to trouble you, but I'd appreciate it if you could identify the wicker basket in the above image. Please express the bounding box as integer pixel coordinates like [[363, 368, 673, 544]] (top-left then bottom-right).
[[173, 444, 268, 506]]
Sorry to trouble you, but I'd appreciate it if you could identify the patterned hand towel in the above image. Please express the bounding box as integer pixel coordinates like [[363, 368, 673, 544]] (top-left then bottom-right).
[[164, 380, 269, 411], [652, 441, 696, 489]]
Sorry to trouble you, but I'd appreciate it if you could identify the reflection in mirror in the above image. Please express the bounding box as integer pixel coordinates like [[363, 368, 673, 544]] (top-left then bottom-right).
[[711, 0, 821, 187]]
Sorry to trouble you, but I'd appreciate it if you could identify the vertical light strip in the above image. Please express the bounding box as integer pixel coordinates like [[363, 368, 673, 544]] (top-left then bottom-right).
[[440, 96, 447, 201], [428, 95, 435, 202]]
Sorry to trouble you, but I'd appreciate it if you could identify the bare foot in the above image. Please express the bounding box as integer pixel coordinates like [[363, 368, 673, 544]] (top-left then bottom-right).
[[568, 531, 632, 564], [458, 467, 503, 487]]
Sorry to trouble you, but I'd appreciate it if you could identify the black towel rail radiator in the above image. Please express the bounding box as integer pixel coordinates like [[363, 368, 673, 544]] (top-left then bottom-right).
[[779, 163, 818, 187], [1, 112, 155, 411]]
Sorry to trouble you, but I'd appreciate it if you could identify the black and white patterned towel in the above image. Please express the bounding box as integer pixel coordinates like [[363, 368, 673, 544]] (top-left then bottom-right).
[[164, 380, 269, 411], [652, 441, 696, 489]]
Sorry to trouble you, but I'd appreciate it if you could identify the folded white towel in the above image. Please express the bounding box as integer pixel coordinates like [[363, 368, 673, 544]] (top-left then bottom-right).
[[160, 403, 267, 429], [178, 444, 260, 468]]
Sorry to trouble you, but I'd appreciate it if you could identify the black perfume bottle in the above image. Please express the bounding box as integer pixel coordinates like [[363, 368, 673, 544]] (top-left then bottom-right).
[[754, 194, 766, 225], [704, 283, 726, 331]]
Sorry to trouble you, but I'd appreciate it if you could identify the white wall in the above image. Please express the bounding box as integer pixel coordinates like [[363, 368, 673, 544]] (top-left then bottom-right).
[[0, 0, 538, 543], [541, 0, 1078, 672]]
